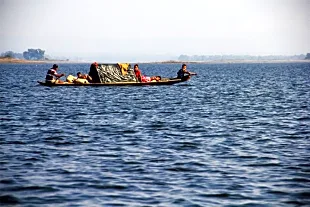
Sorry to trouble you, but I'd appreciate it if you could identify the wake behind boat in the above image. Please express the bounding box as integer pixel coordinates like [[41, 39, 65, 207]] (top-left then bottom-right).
[[38, 63, 193, 87]]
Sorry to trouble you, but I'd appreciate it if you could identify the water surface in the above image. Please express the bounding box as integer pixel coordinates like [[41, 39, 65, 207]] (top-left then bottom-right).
[[0, 63, 310, 206]]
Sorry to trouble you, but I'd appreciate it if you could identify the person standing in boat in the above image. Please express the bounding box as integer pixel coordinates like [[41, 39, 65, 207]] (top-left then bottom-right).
[[134, 64, 142, 82], [45, 64, 65, 83], [177, 64, 196, 81]]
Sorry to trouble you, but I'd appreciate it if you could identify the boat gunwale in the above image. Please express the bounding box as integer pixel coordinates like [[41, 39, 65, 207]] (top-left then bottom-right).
[[37, 79, 185, 86]]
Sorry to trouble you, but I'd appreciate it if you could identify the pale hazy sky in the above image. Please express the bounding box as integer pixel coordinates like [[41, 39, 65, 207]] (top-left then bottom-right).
[[0, 0, 309, 60]]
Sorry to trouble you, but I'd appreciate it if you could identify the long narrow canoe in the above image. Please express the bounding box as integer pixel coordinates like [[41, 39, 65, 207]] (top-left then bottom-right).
[[37, 78, 187, 87]]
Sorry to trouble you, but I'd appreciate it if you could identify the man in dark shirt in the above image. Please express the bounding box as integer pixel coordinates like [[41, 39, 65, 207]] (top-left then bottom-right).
[[177, 64, 196, 80]]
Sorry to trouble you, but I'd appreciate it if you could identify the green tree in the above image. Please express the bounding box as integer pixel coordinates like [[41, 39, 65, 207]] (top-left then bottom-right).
[[23, 49, 45, 60], [1, 51, 15, 58]]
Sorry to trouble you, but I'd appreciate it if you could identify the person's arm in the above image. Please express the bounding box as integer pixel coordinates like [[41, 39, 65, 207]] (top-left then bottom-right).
[[189, 71, 197, 75], [51, 69, 64, 78], [54, 72, 65, 78], [55, 74, 65, 78], [50, 70, 59, 78], [87, 75, 92, 81], [185, 70, 196, 75]]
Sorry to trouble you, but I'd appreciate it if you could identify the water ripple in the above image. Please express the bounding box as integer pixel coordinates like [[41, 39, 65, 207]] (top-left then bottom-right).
[[0, 63, 309, 206]]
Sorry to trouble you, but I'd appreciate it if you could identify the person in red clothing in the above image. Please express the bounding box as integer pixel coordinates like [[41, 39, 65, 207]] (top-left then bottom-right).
[[134, 64, 142, 82]]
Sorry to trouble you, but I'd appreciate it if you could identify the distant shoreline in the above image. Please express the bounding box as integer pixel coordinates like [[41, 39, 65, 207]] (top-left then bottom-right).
[[0, 57, 77, 64], [145, 59, 310, 64], [0, 58, 67, 64], [0, 58, 45, 64], [1, 57, 309, 64]]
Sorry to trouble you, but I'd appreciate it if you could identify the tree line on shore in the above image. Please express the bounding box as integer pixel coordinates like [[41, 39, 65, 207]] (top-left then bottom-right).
[[178, 53, 310, 61], [1, 49, 45, 60], [2, 49, 309, 61]]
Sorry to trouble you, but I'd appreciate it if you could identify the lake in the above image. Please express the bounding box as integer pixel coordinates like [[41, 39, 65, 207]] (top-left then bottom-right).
[[0, 62, 309, 206]]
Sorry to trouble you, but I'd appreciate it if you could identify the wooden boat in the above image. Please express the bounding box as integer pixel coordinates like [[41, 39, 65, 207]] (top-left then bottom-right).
[[37, 78, 188, 87], [39, 63, 192, 87]]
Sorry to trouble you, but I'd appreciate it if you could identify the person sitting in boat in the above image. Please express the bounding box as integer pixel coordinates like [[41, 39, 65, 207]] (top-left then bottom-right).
[[177, 64, 196, 80], [70, 72, 92, 84], [88, 62, 100, 83], [134, 64, 142, 82], [77, 72, 92, 82], [141, 75, 151, 82], [151, 76, 161, 82], [141, 76, 162, 82], [45, 64, 65, 83]]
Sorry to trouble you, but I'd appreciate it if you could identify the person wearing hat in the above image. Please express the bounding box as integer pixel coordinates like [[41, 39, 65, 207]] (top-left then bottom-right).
[[45, 64, 65, 83]]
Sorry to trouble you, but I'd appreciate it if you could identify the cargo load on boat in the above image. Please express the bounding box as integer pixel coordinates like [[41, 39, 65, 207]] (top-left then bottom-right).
[[89, 63, 137, 83]]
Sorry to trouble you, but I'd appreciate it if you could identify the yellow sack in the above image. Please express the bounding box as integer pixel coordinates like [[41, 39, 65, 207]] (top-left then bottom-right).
[[74, 78, 89, 84], [118, 63, 130, 76], [66, 75, 77, 83]]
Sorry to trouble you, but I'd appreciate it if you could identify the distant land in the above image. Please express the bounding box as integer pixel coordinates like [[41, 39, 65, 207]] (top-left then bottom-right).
[[0, 57, 70, 64], [177, 53, 310, 62], [1, 57, 310, 64], [1, 48, 310, 64], [0, 49, 70, 63]]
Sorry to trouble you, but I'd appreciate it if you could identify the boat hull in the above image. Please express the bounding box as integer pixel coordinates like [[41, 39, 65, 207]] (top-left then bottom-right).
[[37, 79, 186, 87]]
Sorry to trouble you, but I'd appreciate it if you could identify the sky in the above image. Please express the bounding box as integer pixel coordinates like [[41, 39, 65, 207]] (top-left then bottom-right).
[[0, 0, 309, 61]]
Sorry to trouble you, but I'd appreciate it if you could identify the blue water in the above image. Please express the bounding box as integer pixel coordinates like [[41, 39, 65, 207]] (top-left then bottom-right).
[[0, 62, 310, 206]]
